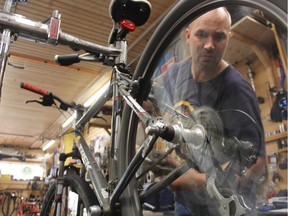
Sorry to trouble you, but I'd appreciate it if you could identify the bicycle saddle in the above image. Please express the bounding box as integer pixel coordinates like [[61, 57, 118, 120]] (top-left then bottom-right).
[[109, 0, 151, 26]]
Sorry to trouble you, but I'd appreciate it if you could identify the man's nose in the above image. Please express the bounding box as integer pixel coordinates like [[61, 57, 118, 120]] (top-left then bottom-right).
[[204, 36, 215, 50]]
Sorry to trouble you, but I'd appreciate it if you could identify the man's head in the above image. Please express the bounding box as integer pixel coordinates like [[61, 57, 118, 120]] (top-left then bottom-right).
[[186, 8, 231, 74]]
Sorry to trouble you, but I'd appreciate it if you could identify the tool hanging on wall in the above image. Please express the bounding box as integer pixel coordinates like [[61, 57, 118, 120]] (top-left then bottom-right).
[[266, 82, 273, 108], [246, 61, 265, 104], [270, 58, 287, 122]]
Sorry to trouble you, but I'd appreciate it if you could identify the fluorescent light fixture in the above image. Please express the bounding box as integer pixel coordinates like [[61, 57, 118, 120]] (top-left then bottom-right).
[[61, 111, 76, 128], [42, 140, 56, 151], [83, 82, 110, 108]]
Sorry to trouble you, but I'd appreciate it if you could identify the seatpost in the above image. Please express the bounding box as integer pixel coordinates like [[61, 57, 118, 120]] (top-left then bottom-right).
[[115, 40, 128, 65]]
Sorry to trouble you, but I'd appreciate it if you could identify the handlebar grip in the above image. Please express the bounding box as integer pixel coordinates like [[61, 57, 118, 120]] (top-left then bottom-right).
[[20, 82, 48, 96], [55, 54, 80, 66]]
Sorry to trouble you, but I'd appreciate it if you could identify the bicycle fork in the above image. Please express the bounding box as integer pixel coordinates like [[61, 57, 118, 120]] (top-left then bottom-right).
[[54, 159, 66, 215], [53, 150, 81, 216]]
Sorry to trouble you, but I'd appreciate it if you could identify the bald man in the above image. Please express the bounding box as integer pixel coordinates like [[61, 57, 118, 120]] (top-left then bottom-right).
[[160, 8, 266, 215]]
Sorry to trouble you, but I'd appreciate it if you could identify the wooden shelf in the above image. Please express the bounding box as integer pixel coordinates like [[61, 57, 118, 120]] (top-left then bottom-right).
[[0, 180, 47, 191], [265, 132, 287, 143], [278, 147, 288, 153]]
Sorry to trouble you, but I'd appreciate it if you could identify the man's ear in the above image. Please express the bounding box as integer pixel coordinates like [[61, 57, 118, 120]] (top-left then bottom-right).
[[227, 31, 231, 43], [185, 28, 191, 43]]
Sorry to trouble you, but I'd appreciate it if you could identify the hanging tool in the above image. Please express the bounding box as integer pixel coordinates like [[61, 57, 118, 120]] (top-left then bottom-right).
[[246, 61, 265, 104]]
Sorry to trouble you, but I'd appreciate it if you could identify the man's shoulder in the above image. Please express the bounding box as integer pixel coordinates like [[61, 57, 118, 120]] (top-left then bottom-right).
[[220, 65, 257, 99], [165, 60, 192, 79], [221, 65, 250, 87], [171, 60, 191, 72]]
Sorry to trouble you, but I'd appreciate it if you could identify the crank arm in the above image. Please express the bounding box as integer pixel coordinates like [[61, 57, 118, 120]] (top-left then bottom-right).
[[110, 134, 158, 207], [206, 174, 251, 216]]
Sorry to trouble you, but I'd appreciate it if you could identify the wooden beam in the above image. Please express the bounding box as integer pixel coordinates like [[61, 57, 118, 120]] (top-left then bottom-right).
[[0, 180, 48, 191], [271, 23, 287, 75]]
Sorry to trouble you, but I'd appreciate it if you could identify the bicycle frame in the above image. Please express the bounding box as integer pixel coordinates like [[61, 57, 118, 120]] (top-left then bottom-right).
[[2, 1, 273, 215], [0, 1, 182, 214], [62, 64, 190, 214]]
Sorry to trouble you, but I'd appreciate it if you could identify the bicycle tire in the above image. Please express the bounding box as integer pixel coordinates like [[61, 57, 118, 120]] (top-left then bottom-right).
[[118, 0, 287, 215], [40, 172, 98, 216], [1, 193, 15, 216]]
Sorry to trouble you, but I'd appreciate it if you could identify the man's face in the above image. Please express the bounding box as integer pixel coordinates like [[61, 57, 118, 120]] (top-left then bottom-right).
[[186, 9, 230, 71]]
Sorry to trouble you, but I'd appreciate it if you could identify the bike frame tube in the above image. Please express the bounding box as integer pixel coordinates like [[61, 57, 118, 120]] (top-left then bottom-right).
[[58, 32, 121, 56], [0, 6, 121, 101], [111, 68, 122, 160], [75, 84, 112, 129], [110, 134, 159, 207], [74, 130, 110, 213], [0, 11, 122, 55]]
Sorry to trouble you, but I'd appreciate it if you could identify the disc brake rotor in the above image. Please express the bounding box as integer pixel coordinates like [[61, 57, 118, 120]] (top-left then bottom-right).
[[180, 106, 225, 168], [193, 106, 224, 156]]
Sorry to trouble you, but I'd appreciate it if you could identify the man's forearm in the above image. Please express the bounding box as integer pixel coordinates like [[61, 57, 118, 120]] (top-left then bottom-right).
[[170, 168, 206, 190], [239, 156, 266, 183]]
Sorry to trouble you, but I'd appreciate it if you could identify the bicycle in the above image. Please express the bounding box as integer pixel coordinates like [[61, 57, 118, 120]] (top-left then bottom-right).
[[1, 0, 287, 215]]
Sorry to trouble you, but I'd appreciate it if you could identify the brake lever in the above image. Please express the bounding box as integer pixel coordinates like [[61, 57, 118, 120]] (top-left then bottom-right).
[[25, 99, 44, 105], [25, 93, 55, 107]]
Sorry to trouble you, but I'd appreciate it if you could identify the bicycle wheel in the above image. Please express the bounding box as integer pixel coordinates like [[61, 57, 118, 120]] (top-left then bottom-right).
[[40, 172, 98, 216], [119, 0, 286, 215], [1, 193, 15, 216]]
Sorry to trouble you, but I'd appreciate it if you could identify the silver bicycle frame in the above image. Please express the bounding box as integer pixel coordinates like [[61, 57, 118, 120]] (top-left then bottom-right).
[[0, 1, 160, 214], [71, 62, 154, 213], [0, 1, 189, 215]]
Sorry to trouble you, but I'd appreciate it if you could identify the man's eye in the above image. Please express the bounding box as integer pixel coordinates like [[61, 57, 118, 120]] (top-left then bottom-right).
[[195, 32, 207, 39], [214, 33, 226, 41]]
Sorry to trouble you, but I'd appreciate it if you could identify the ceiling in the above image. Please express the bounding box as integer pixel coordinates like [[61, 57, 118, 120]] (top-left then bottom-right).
[[0, 0, 278, 160], [0, 0, 177, 155]]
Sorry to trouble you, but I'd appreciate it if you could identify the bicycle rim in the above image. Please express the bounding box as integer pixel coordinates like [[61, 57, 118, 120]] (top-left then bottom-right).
[[40, 172, 98, 216], [118, 0, 287, 215]]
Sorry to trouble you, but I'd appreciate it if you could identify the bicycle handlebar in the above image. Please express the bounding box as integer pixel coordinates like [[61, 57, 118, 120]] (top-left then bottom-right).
[[20, 82, 78, 111], [20, 82, 48, 96], [55, 54, 80, 66], [0, 11, 122, 56], [0, 8, 123, 101]]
